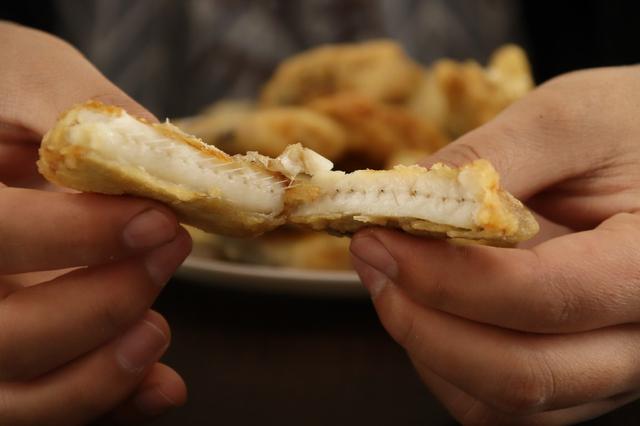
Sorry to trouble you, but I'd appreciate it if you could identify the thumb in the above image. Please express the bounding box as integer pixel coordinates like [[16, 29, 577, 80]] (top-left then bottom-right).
[[419, 108, 556, 201], [419, 77, 600, 201]]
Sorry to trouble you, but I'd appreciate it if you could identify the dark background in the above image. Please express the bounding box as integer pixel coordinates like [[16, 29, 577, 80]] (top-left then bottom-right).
[[4, 1, 640, 425]]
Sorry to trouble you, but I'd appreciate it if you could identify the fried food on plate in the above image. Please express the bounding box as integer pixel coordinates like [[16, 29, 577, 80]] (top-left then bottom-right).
[[231, 107, 347, 159], [173, 100, 254, 152], [409, 44, 534, 138], [309, 93, 448, 167], [39, 101, 538, 245], [261, 39, 422, 106], [176, 102, 347, 160]]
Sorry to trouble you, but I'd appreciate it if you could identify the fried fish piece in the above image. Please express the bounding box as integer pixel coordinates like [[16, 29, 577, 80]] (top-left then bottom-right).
[[409, 44, 534, 138], [39, 101, 538, 245], [309, 93, 449, 168], [176, 102, 347, 160], [232, 107, 348, 160], [261, 39, 423, 106], [288, 160, 538, 244], [38, 101, 288, 237], [173, 100, 255, 153]]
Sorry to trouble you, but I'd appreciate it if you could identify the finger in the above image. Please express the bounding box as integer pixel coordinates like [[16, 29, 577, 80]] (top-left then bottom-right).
[[108, 363, 187, 424], [0, 22, 156, 135], [415, 362, 640, 425], [0, 310, 170, 426], [364, 280, 640, 413], [0, 141, 40, 186], [350, 213, 640, 333], [0, 227, 191, 381], [521, 211, 572, 248], [0, 188, 181, 273]]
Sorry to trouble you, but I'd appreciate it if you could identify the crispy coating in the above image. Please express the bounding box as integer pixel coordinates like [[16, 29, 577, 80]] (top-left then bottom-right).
[[38, 101, 285, 237], [176, 103, 348, 160], [233, 107, 348, 159], [409, 44, 534, 138], [288, 161, 539, 245], [309, 93, 449, 168], [260, 39, 423, 106], [39, 102, 538, 245]]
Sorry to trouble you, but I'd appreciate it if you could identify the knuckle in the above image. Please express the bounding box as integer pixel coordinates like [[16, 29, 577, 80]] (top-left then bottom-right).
[[437, 142, 485, 167], [543, 282, 581, 330], [492, 351, 555, 415], [528, 250, 586, 332], [502, 249, 581, 333]]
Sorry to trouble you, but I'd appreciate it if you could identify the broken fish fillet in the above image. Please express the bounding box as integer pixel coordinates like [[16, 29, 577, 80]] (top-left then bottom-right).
[[38, 101, 287, 237], [38, 101, 539, 244]]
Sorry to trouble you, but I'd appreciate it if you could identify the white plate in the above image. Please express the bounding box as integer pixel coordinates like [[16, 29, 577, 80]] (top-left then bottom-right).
[[176, 255, 367, 298]]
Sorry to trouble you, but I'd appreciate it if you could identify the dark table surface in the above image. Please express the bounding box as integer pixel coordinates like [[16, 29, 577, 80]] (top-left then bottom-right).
[[103, 277, 640, 426]]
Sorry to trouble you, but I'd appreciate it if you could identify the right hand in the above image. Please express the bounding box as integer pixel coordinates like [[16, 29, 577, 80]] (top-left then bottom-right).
[[350, 65, 640, 424], [0, 22, 191, 425]]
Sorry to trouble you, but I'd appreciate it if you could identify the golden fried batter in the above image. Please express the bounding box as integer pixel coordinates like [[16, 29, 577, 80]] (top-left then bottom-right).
[[176, 103, 348, 160], [173, 100, 255, 152], [409, 44, 534, 138], [232, 107, 348, 159], [260, 39, 423, 106], [309, 93, 449, 168]]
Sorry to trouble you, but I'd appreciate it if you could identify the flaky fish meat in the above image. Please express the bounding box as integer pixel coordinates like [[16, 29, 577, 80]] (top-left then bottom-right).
[[38, 101, 538, 245]]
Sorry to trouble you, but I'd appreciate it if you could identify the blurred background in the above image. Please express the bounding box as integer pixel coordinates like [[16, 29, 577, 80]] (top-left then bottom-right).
[[3, 0, 640, 118], [3, 1, 640, 425]]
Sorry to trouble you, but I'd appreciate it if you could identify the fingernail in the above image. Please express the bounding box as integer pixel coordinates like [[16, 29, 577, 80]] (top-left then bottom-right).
[[350, 255, 389, 299], [116, 320, 168, 373], [145, 230, 191, 287], [133, 387, 177, 417], [123, 209, 176, 249]]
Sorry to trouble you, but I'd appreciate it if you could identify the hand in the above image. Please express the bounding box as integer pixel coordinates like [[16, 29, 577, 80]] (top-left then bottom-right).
[[0, 21, 153, 189], [350, 66, 640, 424], [0, 22, 191, 425]]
